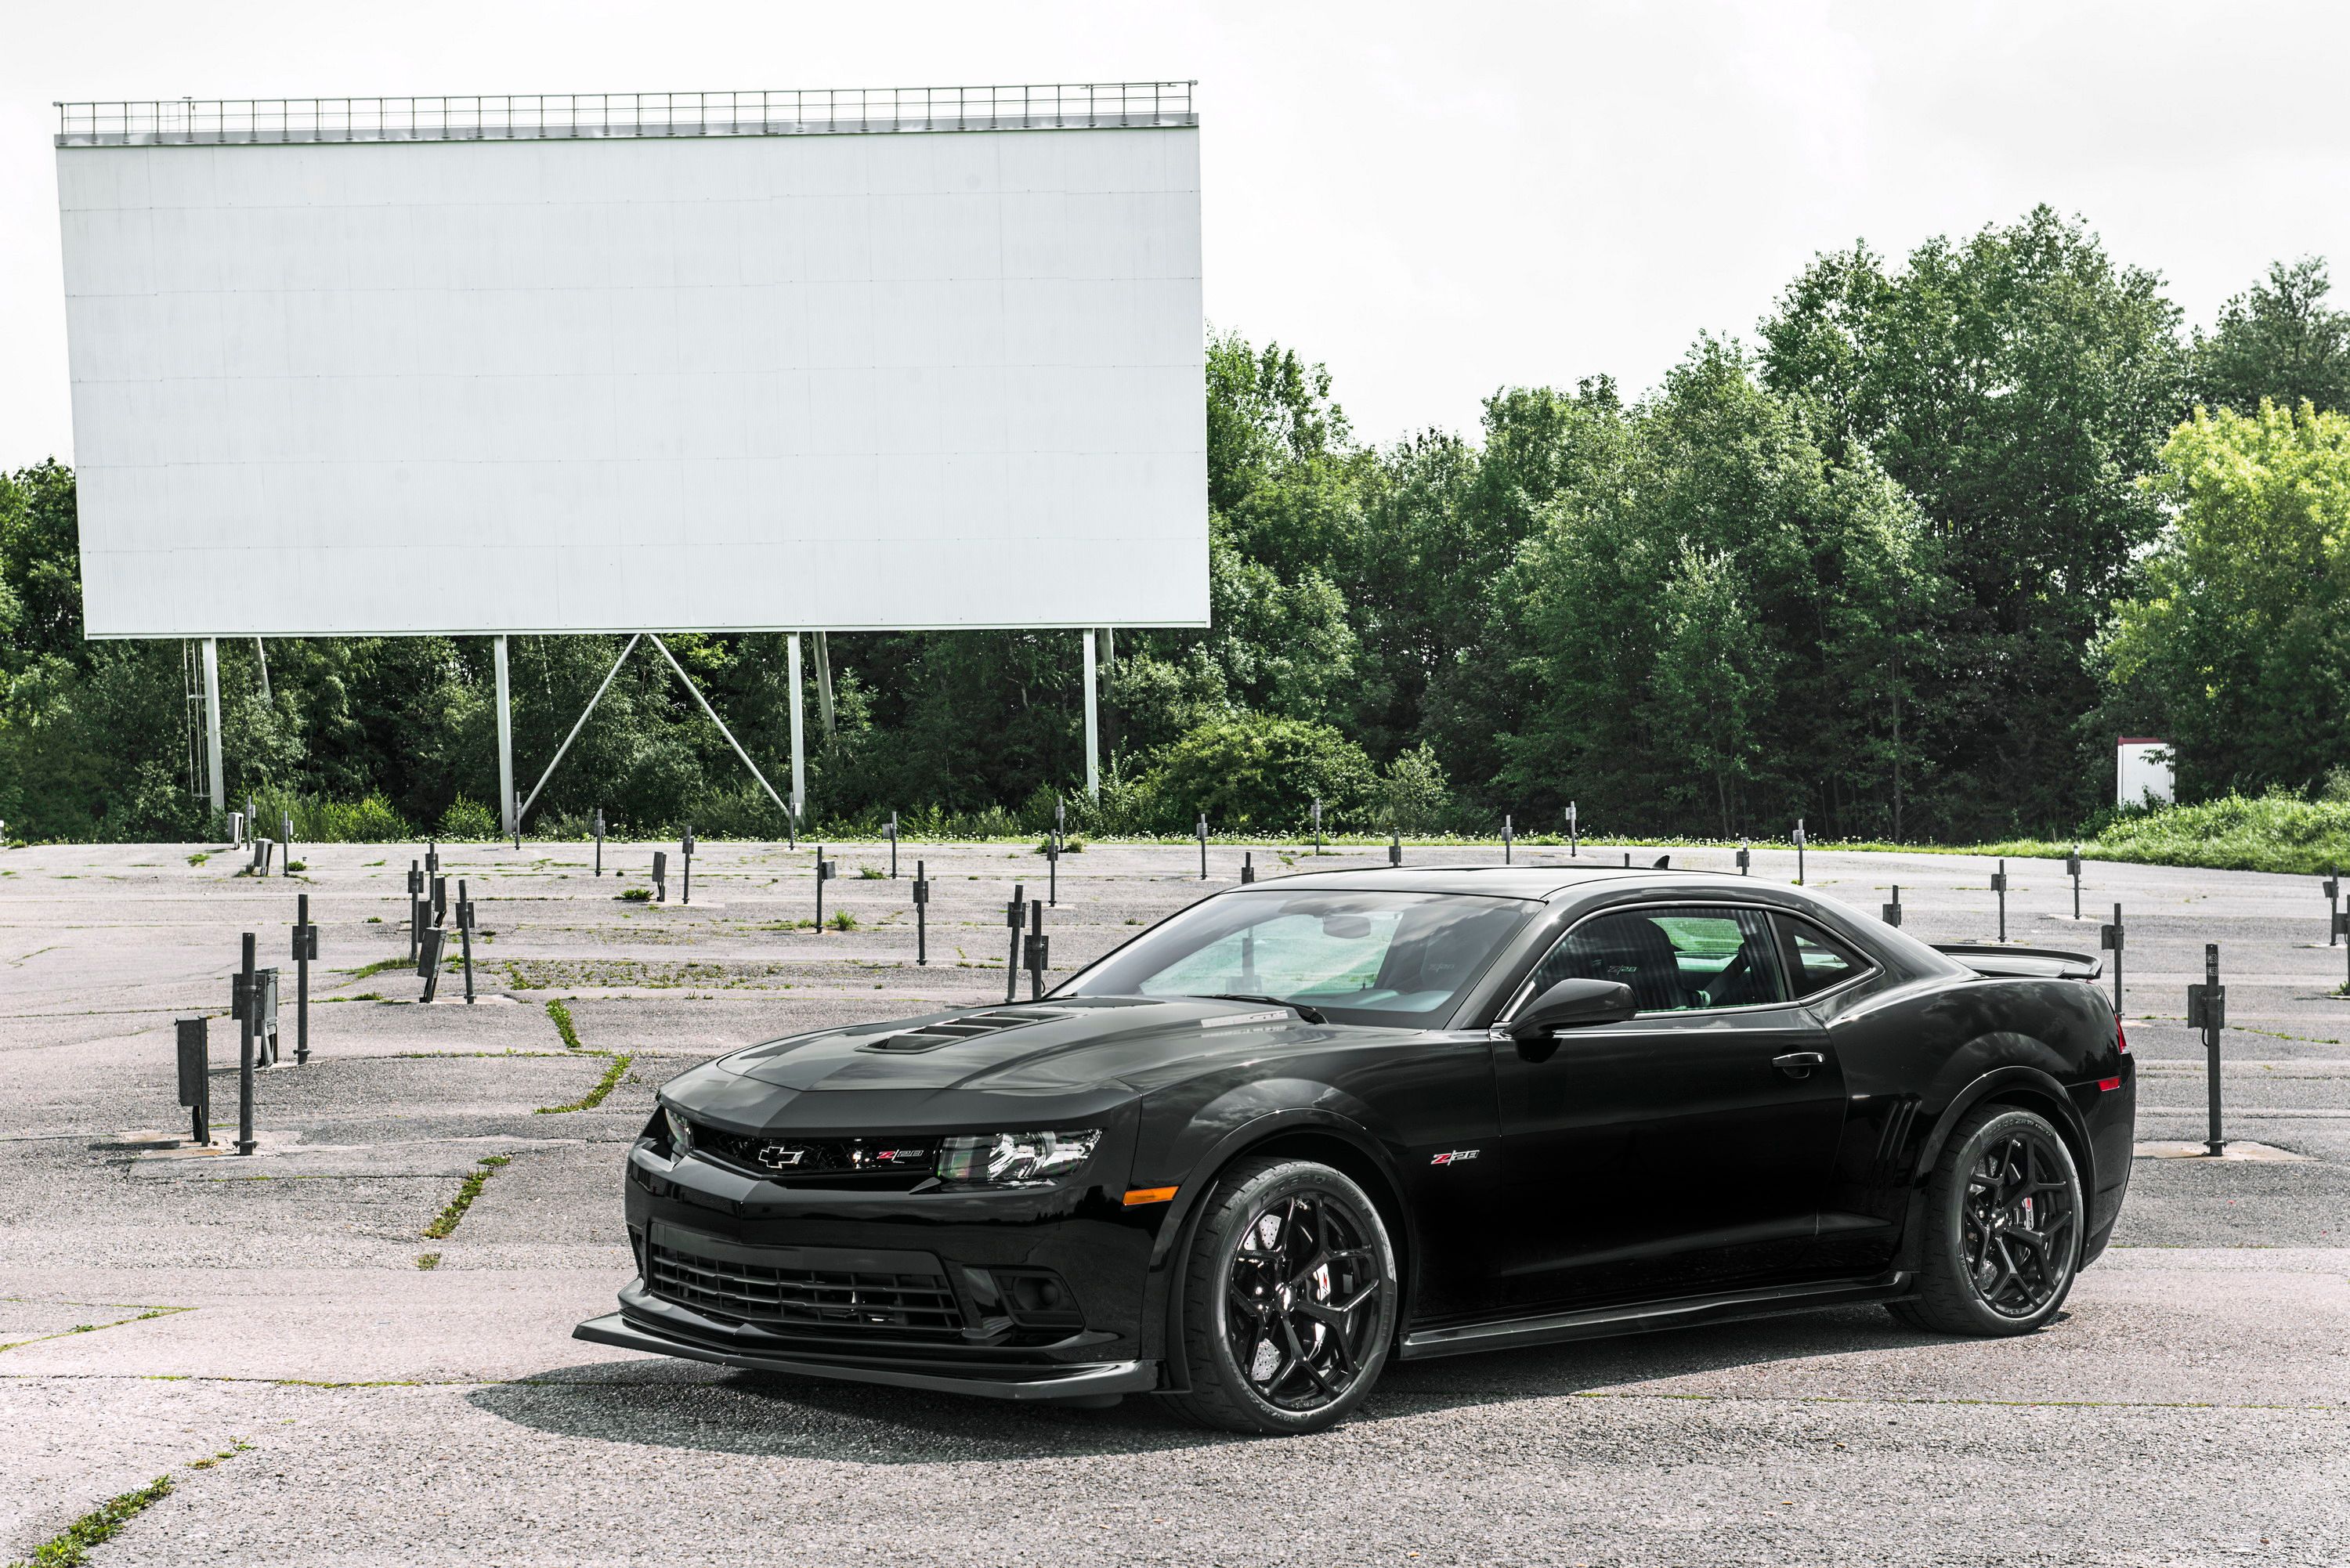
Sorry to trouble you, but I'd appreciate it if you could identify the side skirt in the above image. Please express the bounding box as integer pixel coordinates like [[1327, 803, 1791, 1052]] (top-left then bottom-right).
[[1397, 1270, 1912, 1361]]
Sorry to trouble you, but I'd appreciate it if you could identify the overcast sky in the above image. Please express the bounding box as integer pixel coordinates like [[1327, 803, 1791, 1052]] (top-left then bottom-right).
[[6, 0, 2348, 468]]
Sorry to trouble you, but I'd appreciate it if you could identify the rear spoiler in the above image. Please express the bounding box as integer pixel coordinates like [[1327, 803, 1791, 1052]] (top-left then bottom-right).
[[1931, 944, 2103, 982]]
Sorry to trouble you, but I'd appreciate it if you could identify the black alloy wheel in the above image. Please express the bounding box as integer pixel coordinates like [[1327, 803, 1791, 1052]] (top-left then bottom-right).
[[1892, 1106, 2083, 1336], [1167, 1158, 1397, 1434]]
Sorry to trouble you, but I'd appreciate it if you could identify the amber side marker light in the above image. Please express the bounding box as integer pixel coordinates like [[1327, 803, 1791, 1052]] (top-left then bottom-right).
[[1123, 1186, 1178, 1206]]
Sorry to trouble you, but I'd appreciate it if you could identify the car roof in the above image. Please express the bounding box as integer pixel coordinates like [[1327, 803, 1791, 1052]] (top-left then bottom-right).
[[1246, 864, 1731, 902]]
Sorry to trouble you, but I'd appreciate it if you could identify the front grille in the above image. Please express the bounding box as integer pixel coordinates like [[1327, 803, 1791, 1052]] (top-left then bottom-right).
[[689, 1127, 938, 1183], [646, 1241, 964, 1336]]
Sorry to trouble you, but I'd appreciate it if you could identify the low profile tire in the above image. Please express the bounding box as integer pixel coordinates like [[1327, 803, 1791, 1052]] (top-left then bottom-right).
[[1165, 1157, 1397, 1436], [1893, 1105, 2084, 1336]]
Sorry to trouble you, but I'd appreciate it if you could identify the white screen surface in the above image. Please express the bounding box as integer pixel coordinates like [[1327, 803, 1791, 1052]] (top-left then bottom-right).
[[58, 125, 1205, 637]]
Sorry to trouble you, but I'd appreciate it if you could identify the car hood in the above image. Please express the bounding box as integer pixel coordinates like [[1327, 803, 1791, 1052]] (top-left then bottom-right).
[[661, 995, 1416, 1133]]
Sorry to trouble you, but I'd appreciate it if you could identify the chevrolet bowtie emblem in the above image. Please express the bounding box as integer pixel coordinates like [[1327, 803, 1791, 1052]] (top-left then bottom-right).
[[757, 1145, 807, 1169]]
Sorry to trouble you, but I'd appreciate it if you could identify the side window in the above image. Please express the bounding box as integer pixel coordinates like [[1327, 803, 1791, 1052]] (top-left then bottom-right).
[[1778, 918, 1869, 998], [1521, 906, 1788, 1014]]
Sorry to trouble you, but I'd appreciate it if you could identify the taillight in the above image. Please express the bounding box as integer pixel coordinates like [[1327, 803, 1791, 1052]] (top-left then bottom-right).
[[2117, 1022, 2130, 1055]]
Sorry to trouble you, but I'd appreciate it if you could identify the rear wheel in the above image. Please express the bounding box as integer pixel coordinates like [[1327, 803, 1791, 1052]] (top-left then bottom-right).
[[1892, 1106, 2083, 1335], [1165, 1157, 1397, 1435]]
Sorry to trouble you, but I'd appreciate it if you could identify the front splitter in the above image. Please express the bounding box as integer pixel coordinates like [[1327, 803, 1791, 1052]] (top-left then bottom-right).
[[573, 1312, 1161, 1403]]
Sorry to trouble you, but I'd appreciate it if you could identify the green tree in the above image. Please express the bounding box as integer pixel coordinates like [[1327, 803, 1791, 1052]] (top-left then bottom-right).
[[1496, 340, 1930, 837], [1761, 206, 2186, 836], [2190, 258, 2350, 417], [2099, 402, 2350, 797]]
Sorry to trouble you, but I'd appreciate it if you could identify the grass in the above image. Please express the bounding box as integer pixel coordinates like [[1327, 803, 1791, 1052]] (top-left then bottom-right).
[[341, 956, 411, 981], [544, 996, 584, 1050], [415, 1252, 441, 1270], [1970, 794, 2350, 878], [421, 1155, 510, 1239], [1, 1444, 248, 1568], [857, 865, 887, 879], [535, 1053, 633, 1115], [617, 887, 653, 902], [185, 852, 208, 865], [828, 909, 859, 931]]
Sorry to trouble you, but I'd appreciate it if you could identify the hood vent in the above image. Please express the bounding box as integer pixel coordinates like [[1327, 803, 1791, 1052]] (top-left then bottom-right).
[[860, 1006, 1071, 1054]]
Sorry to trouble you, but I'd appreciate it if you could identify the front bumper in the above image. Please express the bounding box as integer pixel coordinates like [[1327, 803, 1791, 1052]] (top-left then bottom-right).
[[596, 1131, 1173, 1398], [575, 1295, 1160, 1402]]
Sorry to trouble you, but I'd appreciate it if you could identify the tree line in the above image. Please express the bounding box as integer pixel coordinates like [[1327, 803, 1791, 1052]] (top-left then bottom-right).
[[2, 205, 2345, 844]]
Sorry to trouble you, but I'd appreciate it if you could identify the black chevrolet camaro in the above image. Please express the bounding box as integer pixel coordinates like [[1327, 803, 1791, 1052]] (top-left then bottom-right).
[[577, 866, 2135, 1433]]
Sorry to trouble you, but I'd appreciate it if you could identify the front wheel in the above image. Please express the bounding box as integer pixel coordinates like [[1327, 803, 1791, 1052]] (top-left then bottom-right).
[[1893, 1106, 2084, 1335], [1166, 1157, 1397, 1435]]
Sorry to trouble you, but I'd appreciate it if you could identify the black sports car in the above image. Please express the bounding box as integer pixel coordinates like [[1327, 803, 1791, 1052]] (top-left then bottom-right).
[[577, 866, 2134, 1433]]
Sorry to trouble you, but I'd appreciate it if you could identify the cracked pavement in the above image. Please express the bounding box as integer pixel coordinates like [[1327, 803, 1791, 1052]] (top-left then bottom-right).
[[2, 837, 2345, 1565]]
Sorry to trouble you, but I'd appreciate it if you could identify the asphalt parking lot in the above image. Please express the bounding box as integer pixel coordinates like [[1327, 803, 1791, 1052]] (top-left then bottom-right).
[[2, 836, 2345, 1566]]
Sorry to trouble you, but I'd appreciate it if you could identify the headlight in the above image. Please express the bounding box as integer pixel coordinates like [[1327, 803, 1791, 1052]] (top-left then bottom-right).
[[663, 1106, 693, 1156], [935, 1129, 1101, 1187]]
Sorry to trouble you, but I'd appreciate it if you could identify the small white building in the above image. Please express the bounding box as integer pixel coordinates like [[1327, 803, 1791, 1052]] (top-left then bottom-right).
[[2117, 737, 2175, 807]]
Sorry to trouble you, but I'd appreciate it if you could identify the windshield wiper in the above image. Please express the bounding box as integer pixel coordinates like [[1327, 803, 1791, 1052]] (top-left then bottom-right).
[[1199, 994, 1326, 1025]]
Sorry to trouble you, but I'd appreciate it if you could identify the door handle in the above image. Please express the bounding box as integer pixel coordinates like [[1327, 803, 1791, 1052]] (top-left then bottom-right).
[[1772, 1050, 1826, 1078]]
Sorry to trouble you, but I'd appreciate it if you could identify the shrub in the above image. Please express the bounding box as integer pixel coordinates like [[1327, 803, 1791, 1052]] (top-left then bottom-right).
[[1140, 714, 1377, 833], [618, 887, 653, 902], [438, 797, 498, 840], [1376, 743, 1455, 833], [827, 909, 858, 930]]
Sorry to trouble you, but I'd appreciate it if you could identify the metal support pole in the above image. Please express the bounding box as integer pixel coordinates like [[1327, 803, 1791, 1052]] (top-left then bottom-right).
[[255, 638, 270, 702], [457, 880, 475, 1003], [1567, 802, 1578, 858], [1028, 900, 1046, 1002], [787, 633, 807, 825], [889, 811, 899, 879], [1082, 630, 1101, 800], [681, 827, 694, 906], [292, 892, 315, 1063], [2325, 870, 2340, 947], [814, 847, 833, 927], [1047, 833, 1059, 906], [2070, 846, 2083, 920], [1311, 798, 1322, 856], [1005, 885, 1025, 1003], [647, 635, 793, 836], [594, 807, 605, 876], [281, 813, 295, 876], [2099, 903, 2125, 1017], [1737, 840, 1751, 876], [236, 932, 257, 1155], [1993, 859, 2008, 942], [518, 634, 640, 831], [1793, 820, 1806, 887], [653, 850, 667, 902], [1503, 814, 1513, 865], [407, 860, 423, 962], [812, 630, 837, 741], [1881, 884, 1902, 927], [913, 859, 929, 966], [494, 634, 515, 839], [201, 637, 226, 817], [1198, 815, 1208, 880], [2186, 944, 2225, 1157], [1390, 832, 1403, 867], [1242, 851, 1255, 884]]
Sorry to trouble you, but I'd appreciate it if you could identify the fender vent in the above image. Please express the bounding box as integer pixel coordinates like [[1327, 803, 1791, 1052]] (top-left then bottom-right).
[[861, 1006, 1070, 1053], [1872, 1095, 1922, 1183]]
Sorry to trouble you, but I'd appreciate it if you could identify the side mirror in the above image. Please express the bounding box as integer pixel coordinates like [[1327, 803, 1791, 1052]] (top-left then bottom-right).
[[1507, 977, 1638, 1052]]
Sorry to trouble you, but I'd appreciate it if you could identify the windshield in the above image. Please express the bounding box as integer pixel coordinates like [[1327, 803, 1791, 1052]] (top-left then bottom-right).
[[1058, 889, 1535, 1028]]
